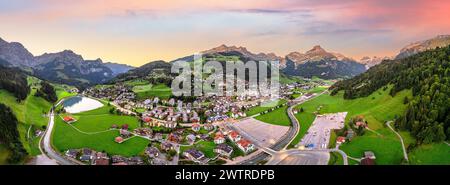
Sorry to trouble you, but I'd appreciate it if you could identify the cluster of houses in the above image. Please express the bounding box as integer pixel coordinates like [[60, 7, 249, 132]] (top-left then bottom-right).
[[65, 148, 110, 165], [83, 84, 131, 102], [142, 105, 200, 125], [180, 128, 256, 164]]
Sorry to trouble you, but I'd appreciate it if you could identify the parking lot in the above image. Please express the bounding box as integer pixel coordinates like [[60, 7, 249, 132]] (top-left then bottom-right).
[[298, 112, 347, 150], [234, 118, 290, 148]]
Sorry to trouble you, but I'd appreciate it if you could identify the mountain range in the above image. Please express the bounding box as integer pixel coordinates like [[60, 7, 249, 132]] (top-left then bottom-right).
[[1, 35, 450, 87], [0, 37, 134, 88], [282, 45, 366, 79]]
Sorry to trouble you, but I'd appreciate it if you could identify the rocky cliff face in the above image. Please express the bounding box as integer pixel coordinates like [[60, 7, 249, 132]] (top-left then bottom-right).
[[283, 45, 366, 79], [359, 56, 392, 69], [0, 38, 35, 67], [396, 35, 450, 59], [0, 37, 131, 88]]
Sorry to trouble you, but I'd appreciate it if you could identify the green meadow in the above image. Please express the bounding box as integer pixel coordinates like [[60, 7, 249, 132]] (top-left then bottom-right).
[[52, 103, 148, 157], [246, 99, 287, 117], [254, 105, 291, 126], [133, 84, 172, 100], [409, 143, 450, 165], [289, 86, 412, 164]]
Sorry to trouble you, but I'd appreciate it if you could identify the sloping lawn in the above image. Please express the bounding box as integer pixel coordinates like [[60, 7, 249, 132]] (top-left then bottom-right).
[[409, 143, 450, 165], [135, 84, 172, 100], [254, 105, 291, 126], [288, 86, 413, 164], [246, 99, 287, 116]]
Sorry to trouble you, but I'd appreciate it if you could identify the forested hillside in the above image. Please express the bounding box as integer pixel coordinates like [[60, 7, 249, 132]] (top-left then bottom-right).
[[330, 46, 450, 144], [0, 65, 30, 101], [0, 104, 28, 163]]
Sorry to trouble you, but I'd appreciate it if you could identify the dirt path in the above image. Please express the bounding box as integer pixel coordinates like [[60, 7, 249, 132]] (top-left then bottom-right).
[[386, 121, 409, 162]]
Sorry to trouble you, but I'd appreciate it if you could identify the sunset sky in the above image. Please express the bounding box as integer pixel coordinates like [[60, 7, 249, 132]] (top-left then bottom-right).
[[1, 0, 450, 66]]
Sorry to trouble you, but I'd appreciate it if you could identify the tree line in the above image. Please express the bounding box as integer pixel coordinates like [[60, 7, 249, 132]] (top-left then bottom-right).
[[0, 66, 30, 101], [330, 46, 450, 144], [35, 81, 58, 103], [0, 103, 28, 163]]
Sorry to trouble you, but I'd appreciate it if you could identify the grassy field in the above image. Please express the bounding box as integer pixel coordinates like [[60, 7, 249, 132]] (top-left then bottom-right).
[[254, 105, 291, 126], [246, 99, 287, 116], [289, 86, 412, 164], [61, 102, 140, 132], [409, 143, 450, 165], [52, 102, 149, 157], [0, 89, 52, 157], [134, 84, 172, 100], [132, 84, 153, 93]]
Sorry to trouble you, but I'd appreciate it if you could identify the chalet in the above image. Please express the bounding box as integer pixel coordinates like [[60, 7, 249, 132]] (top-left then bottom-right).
[[183, 149, 206, 163], [364, 151, 376, 160], [186, 134, 196, 144], [228, 131, 241, 142], [346, 129, 354, 140], [79, 148, 95, 162], [115, 136, 124, 143], [192, 124, 201, 132], [65, 149, 79, 158], [336, 136, 346, 144], [161, 141, 174, 151], [214, 133, 225, 144], [168, 133, 182, 143], [112, 155, 127, 164], [203, 124, 214, 131], [128, 156, 144, 165], [214, 144, 233, 157], [134, 127, 153, 137], [153, 133, 163, 140], [199, 134, 210, 141], [145, 147, 159, 158], [163, 121, 177, 128], [93, 158, 109, 165], [142, 116, 152, 123], [355, 121, 367, 128], [360, 158, 375, 165], [63, 116, 76, 124], [236, 139, 254, 153], [120, 129, 132, 138]]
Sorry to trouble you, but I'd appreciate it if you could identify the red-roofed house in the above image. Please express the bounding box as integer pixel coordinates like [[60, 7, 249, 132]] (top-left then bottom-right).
[[336, 136, 346, 144], [192, 124, 201, 132], [115, 136, 124, 143], [143, 117, 152, 123], [214, 132, 225, 144], [236, 139, 254, 153], [228, 131, 241, 142], [63, 116, 76, 123]]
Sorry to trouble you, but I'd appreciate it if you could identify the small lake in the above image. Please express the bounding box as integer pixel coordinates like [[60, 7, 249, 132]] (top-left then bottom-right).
[[63, 96, 104, 114]]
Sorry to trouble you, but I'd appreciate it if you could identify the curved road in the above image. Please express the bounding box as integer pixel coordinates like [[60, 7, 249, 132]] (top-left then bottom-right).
[[238, 91, 333, 165], [39, 99, 80, 165], [386, 121, 409, 162]]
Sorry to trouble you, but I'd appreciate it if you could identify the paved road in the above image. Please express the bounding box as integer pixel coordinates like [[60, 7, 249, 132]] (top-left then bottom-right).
[[237, 91, 328, 165], [40, 98, 81, 165], [386, 121, 409, 162]]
